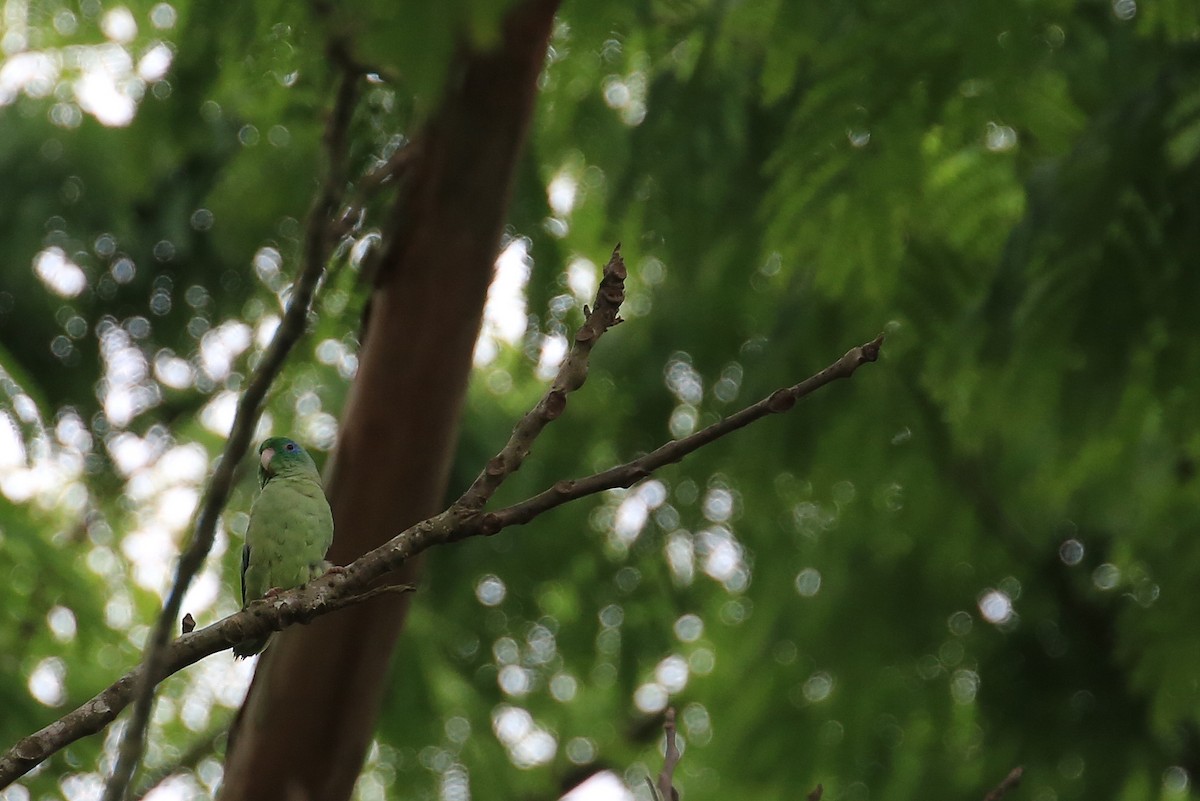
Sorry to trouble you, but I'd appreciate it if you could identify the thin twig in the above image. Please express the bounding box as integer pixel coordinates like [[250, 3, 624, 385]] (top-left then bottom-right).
[[982, 766, 1024, 801], [457, 245, 626, 512], [98, 70, 361, 801], [129, 726, 226, 801], [321, 142, 419, 295], [340, 583, 415, 605], [329, 143, 420, 246], [312, 3, 417, 241], [0, 327, 884, 787], [354, 144, 420, 203], [656, 707, 680, 801]]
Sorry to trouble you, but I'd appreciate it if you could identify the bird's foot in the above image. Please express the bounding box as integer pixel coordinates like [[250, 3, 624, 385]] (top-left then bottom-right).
[[322, 564, 348, 576], [262, 587, 284, 599]]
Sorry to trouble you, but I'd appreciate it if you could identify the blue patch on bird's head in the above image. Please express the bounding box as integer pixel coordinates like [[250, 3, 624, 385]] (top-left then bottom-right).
[[257, 437, 315, 486], [259, 437, 301, 455]]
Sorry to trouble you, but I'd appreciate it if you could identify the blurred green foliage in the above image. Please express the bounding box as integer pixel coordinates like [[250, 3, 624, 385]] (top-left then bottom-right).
[[2, 0, 1200, 799]]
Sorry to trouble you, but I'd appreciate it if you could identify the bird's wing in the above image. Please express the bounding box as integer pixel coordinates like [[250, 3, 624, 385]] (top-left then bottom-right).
[[240, 543, 250, 607]]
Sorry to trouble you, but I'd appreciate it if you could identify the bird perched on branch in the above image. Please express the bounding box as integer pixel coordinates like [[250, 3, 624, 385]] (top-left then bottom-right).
[[233, 437, 335, 658]]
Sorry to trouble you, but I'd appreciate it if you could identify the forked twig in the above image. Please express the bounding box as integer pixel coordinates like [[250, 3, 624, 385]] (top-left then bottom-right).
[[457, 244, 626, 512], [656, 708, 681, 801]]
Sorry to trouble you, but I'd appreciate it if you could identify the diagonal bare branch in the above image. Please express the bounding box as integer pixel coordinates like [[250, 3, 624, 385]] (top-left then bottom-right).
[[129, 725, 226, 801], [1, 579, 415, 787], [0, 311, 883, 787], [456, 333, 884, 538], [982, 766, 1024, 801], [99, 69, 362, 801]]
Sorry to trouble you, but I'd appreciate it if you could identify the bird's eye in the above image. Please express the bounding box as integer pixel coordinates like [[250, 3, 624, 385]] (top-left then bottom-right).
[[286, 443, 297, 451]]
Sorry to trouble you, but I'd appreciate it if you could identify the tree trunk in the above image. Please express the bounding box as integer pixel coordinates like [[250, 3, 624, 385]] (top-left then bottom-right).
[[219, 3, 560, 798]]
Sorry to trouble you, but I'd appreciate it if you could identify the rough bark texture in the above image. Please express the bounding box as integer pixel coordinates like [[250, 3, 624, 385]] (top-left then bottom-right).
[[219, 3, 561, 798]]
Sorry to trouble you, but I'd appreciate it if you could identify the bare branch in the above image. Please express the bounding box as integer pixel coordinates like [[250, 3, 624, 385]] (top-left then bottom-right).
[[457, 245, 626, 512], [129, 726, 225, 801], [355, 143, 420, 202], [0, 323, 883, 787], [982, 767, 1024, 801], [99, 69, 362, 801], [455, 333, 884, 539], [656, 707, 681, 801], [0, 573, 414, 787], [329, 142, 420, 248]]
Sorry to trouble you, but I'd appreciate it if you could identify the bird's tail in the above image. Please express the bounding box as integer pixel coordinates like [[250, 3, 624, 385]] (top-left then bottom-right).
[[232, 633, 272, 659]]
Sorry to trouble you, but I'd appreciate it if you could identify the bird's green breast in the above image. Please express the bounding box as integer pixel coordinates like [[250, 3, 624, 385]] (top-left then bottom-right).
[[242, 475, 334, 603]]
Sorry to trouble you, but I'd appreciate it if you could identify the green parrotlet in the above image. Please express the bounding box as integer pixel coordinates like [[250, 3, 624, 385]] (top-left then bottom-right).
[[233, 437, 335, 658]]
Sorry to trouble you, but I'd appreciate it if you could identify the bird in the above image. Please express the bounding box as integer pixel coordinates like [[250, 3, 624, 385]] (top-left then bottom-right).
[[233, 437, 335, 658]]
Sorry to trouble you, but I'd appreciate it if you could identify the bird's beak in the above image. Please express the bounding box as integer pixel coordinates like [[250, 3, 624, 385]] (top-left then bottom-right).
[[260, 448, 276, 473]]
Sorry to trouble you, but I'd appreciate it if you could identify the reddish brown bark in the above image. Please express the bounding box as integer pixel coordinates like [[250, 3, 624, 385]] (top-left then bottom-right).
[[219, 3, 560, 798]]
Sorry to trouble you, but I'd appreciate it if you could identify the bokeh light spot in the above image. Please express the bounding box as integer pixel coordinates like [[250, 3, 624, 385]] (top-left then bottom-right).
[[476, 574, 506, 607]]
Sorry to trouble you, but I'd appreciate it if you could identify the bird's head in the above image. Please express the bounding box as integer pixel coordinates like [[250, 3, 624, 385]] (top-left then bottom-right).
[[257, 437, 317, 486]]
